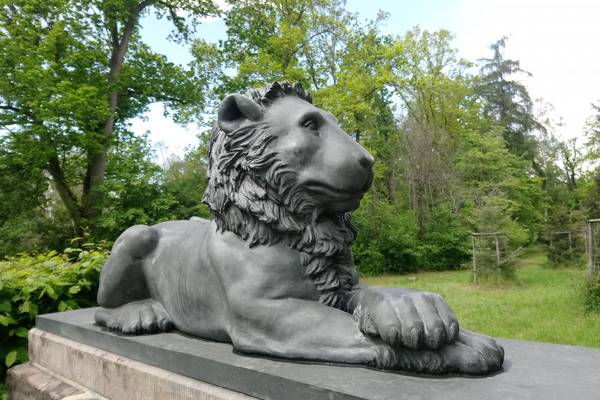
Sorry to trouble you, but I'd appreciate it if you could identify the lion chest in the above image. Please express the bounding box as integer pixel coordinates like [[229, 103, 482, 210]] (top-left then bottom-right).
[[208, 229, 320, 302]]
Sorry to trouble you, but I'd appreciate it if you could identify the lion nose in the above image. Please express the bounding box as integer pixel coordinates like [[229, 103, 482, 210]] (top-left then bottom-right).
[[359, 152, 374, 170]]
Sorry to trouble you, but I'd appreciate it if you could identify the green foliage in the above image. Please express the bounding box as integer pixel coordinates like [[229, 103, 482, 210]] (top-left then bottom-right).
[[474, 246, 520, 284], [353, 198, 470, 275], [418, 204, 471, 270], [584, 102, 600, 161], [585, 273, 600, 312], [93, 134, 177, 241], [162, 142, 211, 220], [545, 207, 586, 268], [0, 0, 218, 238], [0, 132, 214, 257], [477, 36, 541, 165], [0, 245, 107, 381], [353, 195, 419, 275]]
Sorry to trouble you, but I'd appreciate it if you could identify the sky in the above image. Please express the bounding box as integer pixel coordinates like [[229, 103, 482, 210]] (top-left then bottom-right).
[[132, 0, 600, 162]]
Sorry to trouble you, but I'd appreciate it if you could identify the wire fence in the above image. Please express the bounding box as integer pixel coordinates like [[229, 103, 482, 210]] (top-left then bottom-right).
[[548, 230, 586, 266], [471, 232, 509, 284], [587, 219, 600, 277]]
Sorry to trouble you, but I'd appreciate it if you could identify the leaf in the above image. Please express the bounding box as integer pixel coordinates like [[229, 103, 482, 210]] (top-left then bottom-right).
[[17, 346, 28, 363], [58, 301, 68, 312], [15, 327, 28, 338], [45, 285, 57, 299], [0, 314, 16, 326], [5, 350, 17, 367], [28, 302, 38, 319], [0, 300, 10, 313], [68, 285, 81, 295]]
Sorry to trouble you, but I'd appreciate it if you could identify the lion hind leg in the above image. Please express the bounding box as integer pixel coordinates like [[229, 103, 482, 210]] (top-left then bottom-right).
[[97, 224, 158, 308], [95, 299, 173, 335]]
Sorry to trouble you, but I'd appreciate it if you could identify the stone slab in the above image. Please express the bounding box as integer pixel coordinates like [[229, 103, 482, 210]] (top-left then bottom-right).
[[35, 307, 600, 400]]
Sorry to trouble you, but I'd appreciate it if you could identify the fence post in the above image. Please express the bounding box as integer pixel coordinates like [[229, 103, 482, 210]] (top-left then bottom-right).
[[589, 221, 594, 277], [472, 234, 477, 284], [495, 234, 501, 266], [568, 232, 572, 251]]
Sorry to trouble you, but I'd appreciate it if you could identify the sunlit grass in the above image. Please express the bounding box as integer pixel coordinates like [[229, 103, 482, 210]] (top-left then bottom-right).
[[364, 245, 600, 348]]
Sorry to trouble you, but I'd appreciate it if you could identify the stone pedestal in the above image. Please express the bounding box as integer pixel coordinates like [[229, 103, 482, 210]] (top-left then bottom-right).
[[7, 329, 253, 400], [7, 308, 600, 400]]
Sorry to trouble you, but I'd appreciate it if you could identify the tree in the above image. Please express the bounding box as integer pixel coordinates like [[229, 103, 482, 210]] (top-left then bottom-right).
[[391, 28, 473, 240], [585, 102, 600, 160], [194, 0, 401, 194], [206, 0, 353, 94], [186, 3, 552, 272], [0, 0, 218, 234], [559, 138, 582, 194], [162, 140, 211, 220], [583, 102, 600, 217], [477, 37, 541, 168]]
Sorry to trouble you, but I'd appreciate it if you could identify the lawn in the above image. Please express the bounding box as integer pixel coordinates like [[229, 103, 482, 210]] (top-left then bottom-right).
[[364, 245, 600, 348]]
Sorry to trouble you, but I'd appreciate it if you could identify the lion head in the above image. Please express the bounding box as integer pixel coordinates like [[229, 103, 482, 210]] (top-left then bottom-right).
[[203, 82, 374, 309]]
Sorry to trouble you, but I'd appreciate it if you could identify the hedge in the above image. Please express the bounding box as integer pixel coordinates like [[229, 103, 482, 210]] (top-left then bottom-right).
[[0, 245, 107, 382]]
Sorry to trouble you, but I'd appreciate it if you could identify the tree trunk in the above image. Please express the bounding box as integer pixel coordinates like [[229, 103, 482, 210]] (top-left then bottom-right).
[[80, 3, 147, 225], [47, 156, 82, 229]]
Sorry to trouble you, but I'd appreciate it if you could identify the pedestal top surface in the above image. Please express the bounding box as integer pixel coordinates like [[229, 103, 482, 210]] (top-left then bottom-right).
[[36, 308, 600, 400]]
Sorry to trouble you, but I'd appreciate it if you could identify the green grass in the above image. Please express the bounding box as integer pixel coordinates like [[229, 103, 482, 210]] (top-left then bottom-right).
[[364, 245, 600, 348]]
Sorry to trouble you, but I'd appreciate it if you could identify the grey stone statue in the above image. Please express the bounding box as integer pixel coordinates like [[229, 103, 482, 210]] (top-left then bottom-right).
[[95, 82, 504, 375]]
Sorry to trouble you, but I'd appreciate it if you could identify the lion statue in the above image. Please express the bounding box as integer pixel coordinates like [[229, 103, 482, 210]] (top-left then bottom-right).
[[95, 82, 504, 375]]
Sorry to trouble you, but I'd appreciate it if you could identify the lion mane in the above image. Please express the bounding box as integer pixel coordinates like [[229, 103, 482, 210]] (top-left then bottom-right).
[[203, 82, 359, 310]]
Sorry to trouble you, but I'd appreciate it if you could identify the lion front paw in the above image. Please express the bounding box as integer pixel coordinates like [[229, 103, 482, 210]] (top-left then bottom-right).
[[95, 299, 173, 335], [438, 329, 504, 374], [354, 288, 459, 350], [375, 329, 504, 375]]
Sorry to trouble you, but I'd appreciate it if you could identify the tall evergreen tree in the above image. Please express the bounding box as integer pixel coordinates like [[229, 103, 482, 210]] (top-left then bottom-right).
[[477, 37, 542, 170]]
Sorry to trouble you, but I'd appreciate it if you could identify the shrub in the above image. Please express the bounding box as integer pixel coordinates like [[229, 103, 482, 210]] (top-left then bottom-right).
[[352, 195, 420, 275], [585, 272, 600, 312], [353, 198, 472, 275], [417, 204, 471, 271], [0, 245, 107, 382], [546, 234, 585, 268], [474, 247, 521, 284]]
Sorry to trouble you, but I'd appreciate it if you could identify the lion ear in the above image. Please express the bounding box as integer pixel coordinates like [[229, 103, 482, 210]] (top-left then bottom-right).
[[218, 94, 264, 133]]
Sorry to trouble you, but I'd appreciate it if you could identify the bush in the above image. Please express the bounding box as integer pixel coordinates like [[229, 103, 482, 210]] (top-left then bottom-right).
[[352, 196, 473, 275], [585, 272, 600, 312], [546, 234, 585, 268], [474, 247, 521, 284], [417, 204, 471, 271], [352, 195, 420, 275], [0, 245, 107, 382]]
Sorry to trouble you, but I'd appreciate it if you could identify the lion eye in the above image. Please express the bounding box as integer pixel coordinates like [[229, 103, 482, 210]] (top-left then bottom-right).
[[303, 119, 319, 132]]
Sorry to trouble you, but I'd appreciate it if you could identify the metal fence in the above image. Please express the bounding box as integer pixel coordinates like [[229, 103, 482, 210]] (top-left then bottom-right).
[[550, 231, 572, 251], [471, 232, 507, 284], [587, 219, 600, 277], [548, 229, 587, 265]]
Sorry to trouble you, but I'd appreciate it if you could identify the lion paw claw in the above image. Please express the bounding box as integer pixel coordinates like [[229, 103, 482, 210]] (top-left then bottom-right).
[[95, 299, 173, 335]]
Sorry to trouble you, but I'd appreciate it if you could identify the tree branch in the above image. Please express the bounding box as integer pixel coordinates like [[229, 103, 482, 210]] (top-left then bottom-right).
[[0, 105, 21, 112]]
